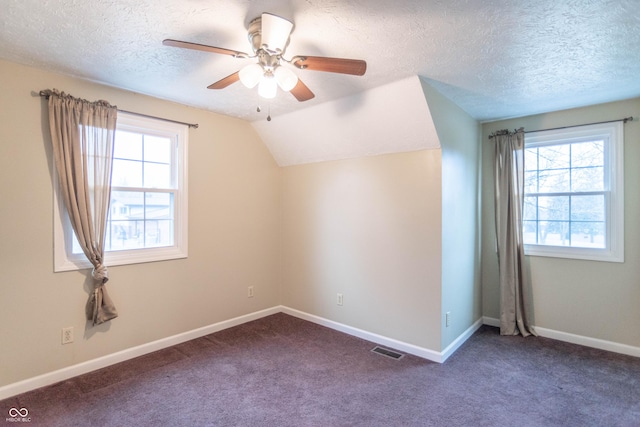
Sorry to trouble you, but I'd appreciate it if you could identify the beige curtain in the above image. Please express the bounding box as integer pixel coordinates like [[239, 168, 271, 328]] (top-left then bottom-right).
[[44, 89, 118, 326], [493, 128, 536, 337]]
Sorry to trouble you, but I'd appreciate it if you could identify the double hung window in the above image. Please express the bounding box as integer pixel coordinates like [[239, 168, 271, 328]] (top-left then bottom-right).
[[522, 122, 623, 262], [54, 113, 188, 271]]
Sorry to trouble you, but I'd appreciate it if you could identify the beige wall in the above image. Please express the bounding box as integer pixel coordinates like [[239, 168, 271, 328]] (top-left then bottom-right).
[[421, 80, 483, 349], [18, 49, 631, 391], [278, 82, 483, 353], [281, 151, 443, 350], [0, 60, 281, 387], [481, 98, 640, 348]]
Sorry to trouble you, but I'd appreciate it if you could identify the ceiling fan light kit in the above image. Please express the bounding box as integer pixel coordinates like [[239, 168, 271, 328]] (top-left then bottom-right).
[[258, 73, 278, 99], [238, 63, 263, 88], [163, 12, 367, 115], [274, 66, 298, 91]]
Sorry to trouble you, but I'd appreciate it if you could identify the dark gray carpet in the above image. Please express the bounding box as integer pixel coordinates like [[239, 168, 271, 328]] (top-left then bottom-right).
[[2, 313, 639, 426]]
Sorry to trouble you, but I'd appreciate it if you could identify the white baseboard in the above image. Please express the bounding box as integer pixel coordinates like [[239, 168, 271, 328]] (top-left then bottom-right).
[[482, 316, 640, 358], [1, 306, 483, 400], [8, 311, 634, 401], [281, 306, 481, 364], [0, 306, 280, 401], [441, 317, 484, 362], [534, 326, 640, 358], [482, 316, 500, 328]]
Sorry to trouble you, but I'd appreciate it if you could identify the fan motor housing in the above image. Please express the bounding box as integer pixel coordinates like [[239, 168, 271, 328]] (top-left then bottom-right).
[[248, 17, 263, 53], [247, 15, 292, 55]]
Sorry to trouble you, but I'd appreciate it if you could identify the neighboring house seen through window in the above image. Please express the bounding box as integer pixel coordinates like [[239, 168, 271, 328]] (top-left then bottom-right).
[[54, 113, 188, 271], [523, 122, 623, 262]]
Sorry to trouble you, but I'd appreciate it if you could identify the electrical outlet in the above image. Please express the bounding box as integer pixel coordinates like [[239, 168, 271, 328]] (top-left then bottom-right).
[[62, 327, 74, 344], [248, 286, 254, 298], [337, 293, 343, 306], [445, 312, 451, 327]]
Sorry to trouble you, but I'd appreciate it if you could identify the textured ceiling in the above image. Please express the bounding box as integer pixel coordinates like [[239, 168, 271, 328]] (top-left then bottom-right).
[[1, 0, 639, 124]]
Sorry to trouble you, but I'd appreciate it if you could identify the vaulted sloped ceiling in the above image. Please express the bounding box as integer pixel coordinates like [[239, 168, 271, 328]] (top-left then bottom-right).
[[253, 76, 440, 166]]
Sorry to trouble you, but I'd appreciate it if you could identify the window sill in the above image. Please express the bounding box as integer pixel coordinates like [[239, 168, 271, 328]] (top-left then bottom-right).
[[54, 246, 188, 272], [524, 244, 623, 263]]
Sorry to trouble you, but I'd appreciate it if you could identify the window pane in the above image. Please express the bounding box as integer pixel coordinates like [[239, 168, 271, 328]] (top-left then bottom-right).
[[144, 162, 171, 188], [145, 192, 173, 220], [145, 220, 173, 247], [570, 222, 605, 248], [571, 195, 605, 222], [523, 196, 537, 221], [538, 168, 570, 193], [144, 136, 172, 163], [108, 220, 144, 251], [538, 144, 570, 170], [572, 166, 604, 192], [112, 159, 142, 187], [111, 190, 144, 218], [524, 171, 538, 193], [538, 196, 568, 221], [108, 191, 174, 250], [572, 141, 603, 168], [114, 131, 142, 160], [523, 220, 538, 244], [538, 220, 570, 246], [524, 148, 537, 171], [130, 220, 145, 248]]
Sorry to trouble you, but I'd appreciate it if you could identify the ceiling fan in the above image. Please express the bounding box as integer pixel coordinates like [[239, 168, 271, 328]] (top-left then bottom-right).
[[163, 13, 367, 103]]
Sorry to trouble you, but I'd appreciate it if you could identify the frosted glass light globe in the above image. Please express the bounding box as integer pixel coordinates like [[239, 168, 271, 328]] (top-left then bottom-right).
[[258, 74, 277, 99], [239, 63, 263, 88], [274, 66, 298, 92]]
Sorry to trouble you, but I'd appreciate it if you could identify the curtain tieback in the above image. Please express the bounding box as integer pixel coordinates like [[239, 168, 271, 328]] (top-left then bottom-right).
[[92, 264, 109, 286]]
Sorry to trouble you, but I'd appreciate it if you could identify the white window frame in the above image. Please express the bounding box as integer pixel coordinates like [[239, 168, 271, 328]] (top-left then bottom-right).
[[523, 122, 623, 262], [54, 113, 188, 272]]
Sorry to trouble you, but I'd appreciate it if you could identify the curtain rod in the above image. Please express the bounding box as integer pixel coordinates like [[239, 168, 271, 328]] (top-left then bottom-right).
[[38, 90, 199, 129], [117, 109, 198, 129], [488, 116, 633, 139]]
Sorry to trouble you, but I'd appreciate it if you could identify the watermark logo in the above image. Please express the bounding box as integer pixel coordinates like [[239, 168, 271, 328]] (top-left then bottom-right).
[[6, 407, 30, 423]]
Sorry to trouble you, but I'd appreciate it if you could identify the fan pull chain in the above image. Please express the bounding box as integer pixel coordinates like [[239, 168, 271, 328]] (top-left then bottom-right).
[[255, 101, 271, 122]]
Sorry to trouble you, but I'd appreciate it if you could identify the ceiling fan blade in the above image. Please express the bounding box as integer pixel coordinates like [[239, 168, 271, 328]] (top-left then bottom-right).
[[163, 39, 249, 58], [290, 79, 315, 102], [291, 56, 366, 76], [207, 71, 241, 89]]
